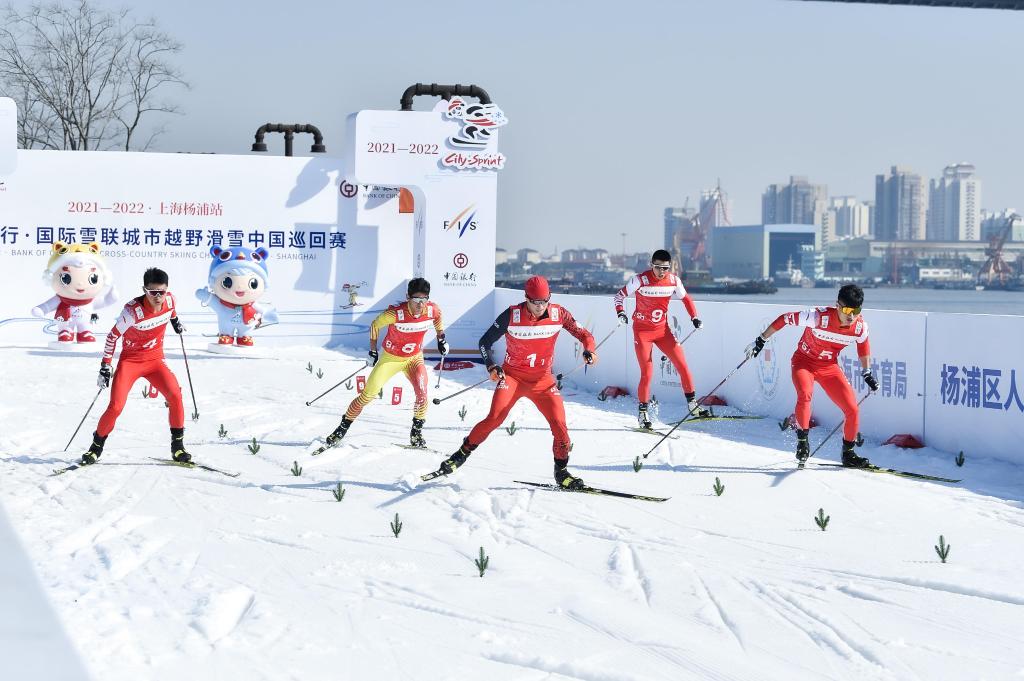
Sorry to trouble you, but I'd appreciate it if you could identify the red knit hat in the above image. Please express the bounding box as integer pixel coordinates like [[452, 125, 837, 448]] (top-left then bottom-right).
[[524, 275, 550, 300]]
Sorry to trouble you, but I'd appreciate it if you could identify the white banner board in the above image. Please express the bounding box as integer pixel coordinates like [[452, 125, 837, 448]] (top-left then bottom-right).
[[0, 97, 15, 175]]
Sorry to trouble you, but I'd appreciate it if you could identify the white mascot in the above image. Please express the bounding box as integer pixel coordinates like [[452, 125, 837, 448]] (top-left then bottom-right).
[[31, 241, 118, 346]]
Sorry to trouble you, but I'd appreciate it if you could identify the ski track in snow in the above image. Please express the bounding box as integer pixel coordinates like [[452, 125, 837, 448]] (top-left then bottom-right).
[[2, 344, 1024, 681]]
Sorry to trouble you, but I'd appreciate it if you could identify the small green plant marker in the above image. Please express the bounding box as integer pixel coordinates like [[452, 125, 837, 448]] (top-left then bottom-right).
[[505, 421, 517, 436], [815, 508, 830, 531], [935, 535, 951, 563], [345, 380, 353, 390], [458, 405, 468, 422], [248, 437, 260, 455], [218, 423, 228, 438], [306, 361, 313, 373], [316, 368, 324, 379], [390, 513, 403, 538], [291, 460, 302, 476], [632, 456, 643, 473], [332, 482, 345, 501], [713, 477, 725, 497], [474, 546, 489, 577], [955, 451, 965, 467]]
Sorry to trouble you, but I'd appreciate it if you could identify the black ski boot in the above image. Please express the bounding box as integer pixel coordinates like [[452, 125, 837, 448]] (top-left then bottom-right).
[[685, 392, 713, 419], [637, 402, 653, 430], [171, 428, 191, 463], [326, 417, 353, 447], [439, 440, 475, 475], [795, 428, 810, 463], [80, 432, 107, 465], [841, 439, 870, 468], [410, 417, 426, 448], [554, 459, 585, 491]]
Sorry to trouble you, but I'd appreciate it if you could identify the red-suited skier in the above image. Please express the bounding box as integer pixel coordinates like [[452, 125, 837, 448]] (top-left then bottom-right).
[[746, 283, 879, 467], [434, 275, 597, 490], [613, 249, 710, 429], [80, 267, 190, 465]]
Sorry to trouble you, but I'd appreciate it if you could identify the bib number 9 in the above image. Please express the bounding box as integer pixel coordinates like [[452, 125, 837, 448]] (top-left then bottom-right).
[[651, 309, 664, 323]]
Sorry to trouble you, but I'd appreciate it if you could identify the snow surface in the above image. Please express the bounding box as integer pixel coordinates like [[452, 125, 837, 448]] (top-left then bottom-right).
[[3, 343, 1024, 681]]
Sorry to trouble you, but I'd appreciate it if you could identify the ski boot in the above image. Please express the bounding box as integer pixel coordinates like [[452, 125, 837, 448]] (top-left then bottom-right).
[[410, 417, 426, 448], [841, 439, 870, 468], [80, 432, 107, 465], [325, 417, 353, 447], [171, 427, 191, 463], [637, 402, 653, 430], [795, 428, 810, 463], [554, 460, 585, 491], [685, 392, 713, 419], [439, 440, 475, 475]]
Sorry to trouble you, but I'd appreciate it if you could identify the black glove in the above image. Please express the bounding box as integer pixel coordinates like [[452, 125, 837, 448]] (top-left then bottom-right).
[[90, 313, 99, 324], [582, 350, 596, 365], [170, 317, 185, 334], [746, 335, 766, 359], [368, 350, 379, 366], [487, 364, 505, 382], [691, 317, 703, 330], [437, 336, 450, 356], [616, 311, 629, 326], [863, 370, 879, 392], [97, 363, 111, 389]]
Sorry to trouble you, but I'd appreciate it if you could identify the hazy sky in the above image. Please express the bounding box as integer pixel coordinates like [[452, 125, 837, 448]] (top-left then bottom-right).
[[31, 0, 1024, 255]]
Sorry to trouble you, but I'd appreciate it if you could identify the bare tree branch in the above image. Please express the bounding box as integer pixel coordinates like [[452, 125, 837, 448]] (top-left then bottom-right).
[[0, 0, 187, 151]]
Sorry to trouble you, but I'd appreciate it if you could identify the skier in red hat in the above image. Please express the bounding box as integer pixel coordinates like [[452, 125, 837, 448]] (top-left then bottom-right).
[[433, 275, 597, 490]]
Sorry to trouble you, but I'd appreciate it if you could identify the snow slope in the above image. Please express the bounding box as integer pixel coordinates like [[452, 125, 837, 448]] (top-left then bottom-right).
[[2, 343, 1023, 681]]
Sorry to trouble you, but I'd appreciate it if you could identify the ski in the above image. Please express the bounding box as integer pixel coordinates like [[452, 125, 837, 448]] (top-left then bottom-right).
[[513, 480, 669, 502], [147, 457, 240, 478], [393, 443, 440, 453], [675, 415, 765, 426], [51, 462, 88, 476], [420, 468, 447, 482], [808, 461, 960, 483], [627, 427, 679, 439]]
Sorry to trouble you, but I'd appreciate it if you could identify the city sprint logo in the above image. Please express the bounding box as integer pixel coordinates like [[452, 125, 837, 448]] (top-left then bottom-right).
[[443, 205, 477, 237]]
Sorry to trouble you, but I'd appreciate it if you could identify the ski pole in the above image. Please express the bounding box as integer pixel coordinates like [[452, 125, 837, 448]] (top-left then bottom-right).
[[179, 334, 199, 421], [809, 392, 872, 458], [64, 387, 104, 452], [555, 326, 621, 384], [642, 355, 751, 459], [434, 353, 445, 390], [305, 361, 369, 406], [432, 376, 491, 405]]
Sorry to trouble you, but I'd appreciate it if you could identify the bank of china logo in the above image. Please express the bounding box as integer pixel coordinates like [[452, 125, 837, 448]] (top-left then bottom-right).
[[756, 330, 781, 400], [444, 205, 477, 237], [444, 97, 507, 148]]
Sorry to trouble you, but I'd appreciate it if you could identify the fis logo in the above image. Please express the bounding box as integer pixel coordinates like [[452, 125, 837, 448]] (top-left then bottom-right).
[[444, 205, 478, 237]]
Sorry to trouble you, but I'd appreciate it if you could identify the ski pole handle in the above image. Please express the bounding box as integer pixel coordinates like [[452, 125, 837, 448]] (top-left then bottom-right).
[[305, 361, 369, 406], [432, 376, 491, 405]]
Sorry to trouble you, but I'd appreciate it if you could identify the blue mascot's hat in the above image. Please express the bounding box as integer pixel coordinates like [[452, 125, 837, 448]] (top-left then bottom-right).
[[207, 246, 270, 285]]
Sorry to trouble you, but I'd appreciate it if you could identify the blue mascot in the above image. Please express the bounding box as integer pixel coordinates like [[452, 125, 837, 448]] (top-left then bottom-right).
[[196, 245, 278, 346]]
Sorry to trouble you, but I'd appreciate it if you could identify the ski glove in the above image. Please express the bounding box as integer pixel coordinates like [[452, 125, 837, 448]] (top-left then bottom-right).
[[691, 317, 703, 330], [487, 364, 505, 382], [583, 350, 597, 365], [617, 311, 629, 326], [437, 336, 450, 356], [170, 317, 185, 334], [90, 313, 99, 324], [862, 370, 879, 392], [746, 335, 766, 359], [368, 350, 379, 366], [97, 363, 111, 389]]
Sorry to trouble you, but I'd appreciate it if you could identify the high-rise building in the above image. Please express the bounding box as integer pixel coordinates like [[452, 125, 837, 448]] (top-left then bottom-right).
[[828, 196, 872, 239], [874, 165, 926, 241], [762, 176, 827, 226], [928, 163, 981, 241]]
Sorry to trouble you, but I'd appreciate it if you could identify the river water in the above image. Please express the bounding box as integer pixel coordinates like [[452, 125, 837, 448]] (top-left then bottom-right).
[[691, 287, 1024, 316]]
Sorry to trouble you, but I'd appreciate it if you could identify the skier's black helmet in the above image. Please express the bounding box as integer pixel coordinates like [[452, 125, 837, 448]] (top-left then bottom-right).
[[407, 278, 430, 298]]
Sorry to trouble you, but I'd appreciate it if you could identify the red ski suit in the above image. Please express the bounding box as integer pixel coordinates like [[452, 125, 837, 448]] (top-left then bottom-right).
[[614, 270, 699, 402], [96, 293, 184, 436], [769, 307, 871, 441], [468, 302, 595, 461]]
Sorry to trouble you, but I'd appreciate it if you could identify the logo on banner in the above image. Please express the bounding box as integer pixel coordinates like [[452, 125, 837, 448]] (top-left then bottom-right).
[[339, 181, 358, 198], [443, 205, 478, 237], [755, 330, 781, 400], [443, 97, 507, 148], [453, 253, 469, 268]]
